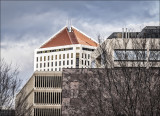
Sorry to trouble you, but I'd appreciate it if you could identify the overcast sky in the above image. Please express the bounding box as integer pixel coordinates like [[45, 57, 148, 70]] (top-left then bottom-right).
[[1, 1, 159, 88]]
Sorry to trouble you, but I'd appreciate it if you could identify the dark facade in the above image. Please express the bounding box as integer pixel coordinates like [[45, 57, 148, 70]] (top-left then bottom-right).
[[107, 26, 160, 39], [62, 68, 160, 116], [0, 109, 15, 116], [137, 26, 160, 38]]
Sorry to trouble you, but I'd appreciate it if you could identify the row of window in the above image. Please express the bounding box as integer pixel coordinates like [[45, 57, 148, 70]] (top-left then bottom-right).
[[82, 47, 95, 51], [82, 60, 90, 66], [114, 50, 160, 61], [36, 59, 90, 69], [36, 60, 73, 68], [37, 47, 94, 55], [149, 50, 160, 61], [36, 53, 91, 63], [38, 66, 91, 72], [82, 53, 90, 59], [35, 76, 62, 88], [37, 53, 74, 62], [37, 66, 74, 72], [34, 92, 62, 104], [37, 47, 73, 54], [34, 108, 61, 116]]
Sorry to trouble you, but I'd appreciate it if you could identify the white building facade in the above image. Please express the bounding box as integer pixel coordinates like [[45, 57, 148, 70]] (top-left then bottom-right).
[[34, 44, 97, 71], [34, 26, 98, 71], [91, 26, 160, 68]]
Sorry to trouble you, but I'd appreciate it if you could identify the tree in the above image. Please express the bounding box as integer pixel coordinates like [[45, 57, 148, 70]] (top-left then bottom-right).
[[92, 35, 160, 115], [91, 35, 160, 115], [15, 88, 32, 116], [62, 34, 160, 116], [0, 59, 21, 109]]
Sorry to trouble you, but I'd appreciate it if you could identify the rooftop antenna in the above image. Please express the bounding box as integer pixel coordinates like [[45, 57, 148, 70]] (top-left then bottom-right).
[[122, 28, 124, 39], [126, 28, 128, 39], [67, 19, 72, 32]]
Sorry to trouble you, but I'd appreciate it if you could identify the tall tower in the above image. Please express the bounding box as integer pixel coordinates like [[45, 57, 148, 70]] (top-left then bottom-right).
[[34, 26, 98, 71]]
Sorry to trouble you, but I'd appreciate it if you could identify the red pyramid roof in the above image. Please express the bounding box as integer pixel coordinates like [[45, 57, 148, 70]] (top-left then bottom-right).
[[40, 26, 98, 48]]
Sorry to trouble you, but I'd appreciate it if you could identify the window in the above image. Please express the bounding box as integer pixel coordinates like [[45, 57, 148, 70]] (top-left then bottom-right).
[[71, 53, 73, 58], [85, 54, 87, 59], [36, 63, 38, 68], [37, 47, 73, 54], [71, 60, 73, 65], [48, 56, 50, 61], [63, 61, 65, 65], [88, 54, 90, 59], [48, 62, 49, 67], [52, 55, 53, 60], [76, 47, 80, 50], [88, 61, 90, 66], [76, 53, 79, 58], [67, 60, 69, 65], [76, 53, 79, 68], [63, 54, 65, 59], [85, 60, 86, 65], [149, 50, 160, 61], [52, 62, 53, 67], [67, 54, 69, 58], [44, 56, 46, 61], [55, 61, 57, 66], [40, 63, 42, 68], [37, 57, 38, 62], [59, 54, 61, 59], [44, 63, 46, 67], [82, 60, 83, 65], [114, 49, 147, 61], [82, 47, 94, 51], [59, 61, 61, 66], [40, 57, 42, 61], [82, 53, 83, 58], [55, 55, 57, 60], [55, 68, 57, 71]]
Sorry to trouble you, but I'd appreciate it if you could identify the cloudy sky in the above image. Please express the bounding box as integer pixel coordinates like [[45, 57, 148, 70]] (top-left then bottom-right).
[[1, 1, 159, 87]]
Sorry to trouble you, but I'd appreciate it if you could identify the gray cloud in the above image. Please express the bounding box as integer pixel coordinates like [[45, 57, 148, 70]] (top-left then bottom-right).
[[1, 1, 159, 87]]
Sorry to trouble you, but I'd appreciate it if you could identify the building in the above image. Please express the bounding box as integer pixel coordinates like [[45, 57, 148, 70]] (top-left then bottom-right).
[[107, 26, 160, 39], [16, 26, 98, 116], [16, 25, 159, 116], [92, 26, 160, 68], [16, 71, 62, 116], [62, 68, 160, 116], [34, 26, 98, 71]]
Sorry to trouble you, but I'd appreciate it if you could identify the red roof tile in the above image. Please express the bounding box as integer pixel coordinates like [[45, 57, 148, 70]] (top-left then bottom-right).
[[40, 26, 98, 48]]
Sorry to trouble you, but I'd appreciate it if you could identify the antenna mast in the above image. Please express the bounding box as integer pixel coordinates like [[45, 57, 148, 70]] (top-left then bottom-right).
[[67, 19, 72, 32]]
